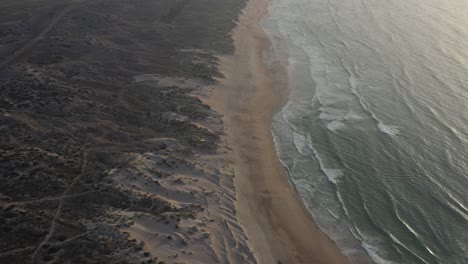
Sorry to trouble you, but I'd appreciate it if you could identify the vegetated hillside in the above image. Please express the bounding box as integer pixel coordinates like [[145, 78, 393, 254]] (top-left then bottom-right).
[[0, 0, 245, 262]]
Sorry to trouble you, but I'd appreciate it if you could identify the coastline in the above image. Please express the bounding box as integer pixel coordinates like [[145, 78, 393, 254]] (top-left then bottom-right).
[[1, 0, 465, 262], [208, 0, 350, 262]]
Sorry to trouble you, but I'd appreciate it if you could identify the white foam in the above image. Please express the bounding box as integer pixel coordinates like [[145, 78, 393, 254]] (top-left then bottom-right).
[[377, 123, 400, 136], [292, 131, 309, 156], [327, 120, 346, 131], [347, 75, 401, 136], [344, 112, 366, 120], [388, 233, 431, 264], [288, 56, 297, 65], [319, 107, 346, 120], [322, 168, 344, 184], [319, 112, 340, 121], [362, 243, 399, 264], [349, 75, 359, 95]]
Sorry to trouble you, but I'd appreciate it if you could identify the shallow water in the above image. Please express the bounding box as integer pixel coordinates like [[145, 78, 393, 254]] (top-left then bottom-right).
[[263, 0, 468, 263]]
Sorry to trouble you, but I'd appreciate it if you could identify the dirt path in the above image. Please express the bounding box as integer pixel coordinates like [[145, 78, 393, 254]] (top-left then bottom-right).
[[0, 1, 88, 71], [30, 152, 88, 264]]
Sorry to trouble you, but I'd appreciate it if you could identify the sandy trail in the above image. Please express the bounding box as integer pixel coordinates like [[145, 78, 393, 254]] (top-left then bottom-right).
[[208, 0, 351, 263], [0, 0, 92, 71], [0, 7, 70, 71], [30, 152, 88, 264]]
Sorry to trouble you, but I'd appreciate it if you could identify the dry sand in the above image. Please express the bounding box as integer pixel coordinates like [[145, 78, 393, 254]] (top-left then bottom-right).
[[113, 143, 257, 264], [208, 0, 352, 263]]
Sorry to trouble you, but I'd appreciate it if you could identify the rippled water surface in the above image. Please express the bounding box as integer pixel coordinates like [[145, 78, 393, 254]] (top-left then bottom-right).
[[263, 0, 468, 263]]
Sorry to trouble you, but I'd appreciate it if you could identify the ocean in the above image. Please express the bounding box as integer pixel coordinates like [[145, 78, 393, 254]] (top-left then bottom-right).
[[262, 0, 468, 263]]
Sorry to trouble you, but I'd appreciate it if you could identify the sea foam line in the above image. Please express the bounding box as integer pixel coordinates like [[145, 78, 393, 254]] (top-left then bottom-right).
[[345, 64, 400, 136]]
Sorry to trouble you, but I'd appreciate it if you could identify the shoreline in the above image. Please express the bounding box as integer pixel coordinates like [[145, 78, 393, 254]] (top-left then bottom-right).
[[208, 0, 351, 262]]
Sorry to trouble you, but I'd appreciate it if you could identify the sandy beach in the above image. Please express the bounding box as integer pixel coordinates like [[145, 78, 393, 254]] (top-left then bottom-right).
[[208, 0, 351, 263]]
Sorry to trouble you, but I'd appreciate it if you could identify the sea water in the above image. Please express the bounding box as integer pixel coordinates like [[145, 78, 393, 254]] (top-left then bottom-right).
[[263, 0, 468, 263]]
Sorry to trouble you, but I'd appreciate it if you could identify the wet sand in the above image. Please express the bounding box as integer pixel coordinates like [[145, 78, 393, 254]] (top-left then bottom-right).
[[208, 0, 351, 263]]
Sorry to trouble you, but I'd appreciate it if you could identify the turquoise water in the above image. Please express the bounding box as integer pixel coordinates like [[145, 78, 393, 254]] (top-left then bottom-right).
[[263, 0, 468, 263]]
